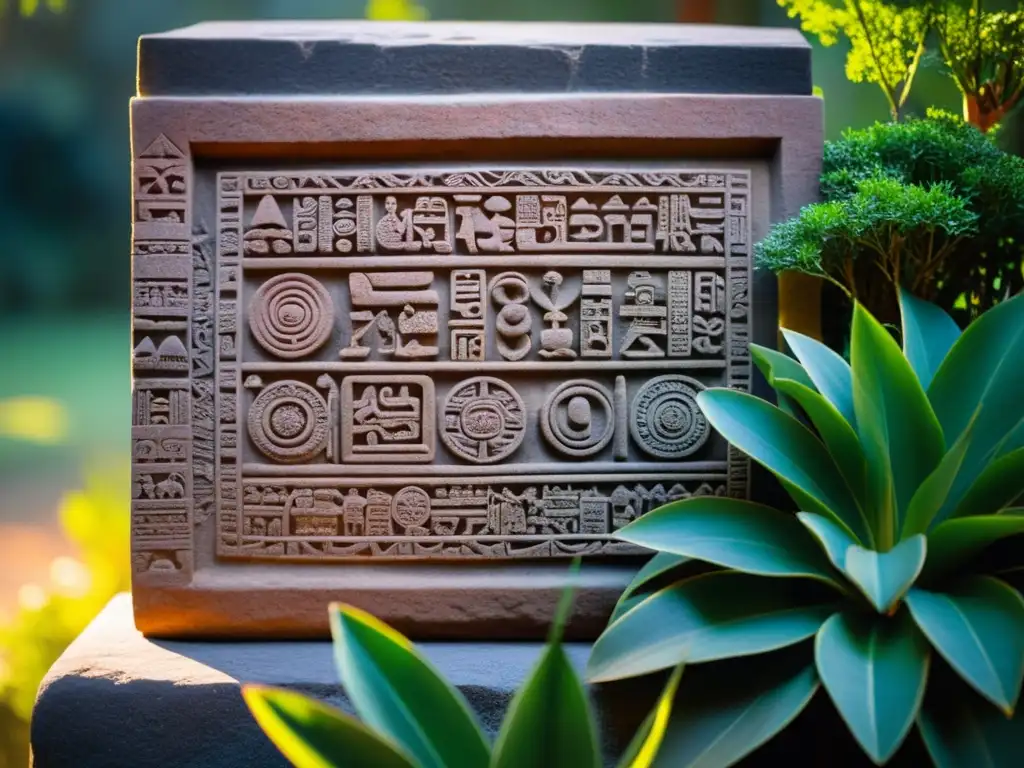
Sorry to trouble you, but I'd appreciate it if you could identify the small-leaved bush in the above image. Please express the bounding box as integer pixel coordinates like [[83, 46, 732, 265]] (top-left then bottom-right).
[[757, 114, 1024, 328], [244, 564, 680, 768], [589, 289, 1024, 766]]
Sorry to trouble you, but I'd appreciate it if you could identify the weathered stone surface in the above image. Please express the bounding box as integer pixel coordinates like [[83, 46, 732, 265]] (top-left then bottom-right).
[[138, 21, 812, 97], [130, 21, 822, 638], [31, 595, 650, 767]]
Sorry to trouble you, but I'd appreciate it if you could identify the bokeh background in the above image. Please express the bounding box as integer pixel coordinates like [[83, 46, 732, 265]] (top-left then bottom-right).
[[0, 0, 1019, 764]]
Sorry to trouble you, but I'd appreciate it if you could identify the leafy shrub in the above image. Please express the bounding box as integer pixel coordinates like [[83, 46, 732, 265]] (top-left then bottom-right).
[[245, 567, 680, 768], [589, 290, 1024, 766], [780, 1, 1024, 131], [757, 116, 1024, 327]]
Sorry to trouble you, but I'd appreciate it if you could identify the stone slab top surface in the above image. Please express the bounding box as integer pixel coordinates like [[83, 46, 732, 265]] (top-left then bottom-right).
[[137, 20, 812, 97], [33, 593, 645, 767]]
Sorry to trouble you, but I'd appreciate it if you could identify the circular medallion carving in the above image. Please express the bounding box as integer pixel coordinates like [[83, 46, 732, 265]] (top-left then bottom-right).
[[441, 376, 526, 464], [392, 486, 431, 529], [541, 380, 615, 458], [248, 380, 329, 463], [249, 273, 334, 359], [629, 375, 709, 459]]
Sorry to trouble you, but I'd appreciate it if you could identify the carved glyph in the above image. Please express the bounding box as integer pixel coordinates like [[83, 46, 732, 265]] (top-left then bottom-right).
[[196, 167, 753, 561]]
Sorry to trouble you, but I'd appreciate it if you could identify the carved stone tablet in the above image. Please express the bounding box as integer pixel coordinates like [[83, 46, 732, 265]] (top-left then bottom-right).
[[130, 21, 821, 638]]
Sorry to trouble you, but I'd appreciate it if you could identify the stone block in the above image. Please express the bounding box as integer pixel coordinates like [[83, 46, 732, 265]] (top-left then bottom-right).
[[31, 595, 650, 767], [130, 21, 822, 638]]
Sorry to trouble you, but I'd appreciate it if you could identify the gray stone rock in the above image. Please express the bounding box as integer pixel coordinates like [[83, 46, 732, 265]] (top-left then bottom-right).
[[138, 21, 812, 97], [32, 594, 653, 767]]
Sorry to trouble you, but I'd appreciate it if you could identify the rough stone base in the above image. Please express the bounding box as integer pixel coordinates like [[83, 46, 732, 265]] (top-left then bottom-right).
[[32, 594, 653, 767]]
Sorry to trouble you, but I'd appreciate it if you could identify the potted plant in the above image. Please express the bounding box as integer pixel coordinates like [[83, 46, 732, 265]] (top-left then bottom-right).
[[757, 114, 1024, 341], [588, 290, 1024, 766]]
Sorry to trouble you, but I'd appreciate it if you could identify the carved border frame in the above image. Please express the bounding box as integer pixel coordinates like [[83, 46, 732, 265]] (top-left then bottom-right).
[[130, 93, 822, 638]]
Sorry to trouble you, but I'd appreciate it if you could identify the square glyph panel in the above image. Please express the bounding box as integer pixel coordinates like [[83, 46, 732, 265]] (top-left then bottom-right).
[[202, 167, 753, 562]]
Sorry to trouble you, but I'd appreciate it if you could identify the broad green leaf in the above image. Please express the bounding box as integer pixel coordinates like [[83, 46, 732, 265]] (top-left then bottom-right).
[[609, 554, 713, 625], [697, 389, 870, 544], [922, 514, 1024, 582], [844, 535, 927, 614], [650, 648, 819, 768], [918, 663, 1024, 768], [616, 666, 684, 768], [998, 418, 1024, 457], [906, 577, 1024, 714], [797, 512, 858, 573], [951, 448, 1024, 519], [750, 343, 816, 391], [903, 416, 976, 537], [330, 604, 490, 768], [815, 611, 929, 764], [242, 685, 416, 768], [851, 303, 944, 549], [930, 293, 1024, 522], [617, 497, 839, 585], [587, 572, 835, 683], [899, 287, 961, 391], [781, 328, 857, 427], [750, 343, 815, 418], [772, 377, 870, 512]]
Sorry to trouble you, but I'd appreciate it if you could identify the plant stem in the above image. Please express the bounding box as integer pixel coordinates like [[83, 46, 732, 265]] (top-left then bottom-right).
[[851, 0, 900, 120]]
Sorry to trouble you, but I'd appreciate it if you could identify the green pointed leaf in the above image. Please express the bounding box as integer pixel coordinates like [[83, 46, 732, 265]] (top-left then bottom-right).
[[751, 343, 816, 418], [903, 416, 976, 537], [930, 293, 1024, 522], [493, 558, 600, 768], [906, 577, 1024, 714], [922, 514, 1024, 582], [330, 604, 490, 768], [697, 388, 870, 544], [491, 643, 599, 768], [616, 497, 839, 585], [797, 512, 858, 574], [650, 649, 819, 768], [616, 666, 684, 768], [851, 302, 944, 549], [772, 377, 869, 511], [899, 287, 961, 391], [781, 328, 857, 427], [918, 661, 1024, 768], [951, 448, 1024, 519], [815, 611, 929, 764], [844, 535, 927, 614], [587, 572, 835, 683], [242, 685, 416, 768]]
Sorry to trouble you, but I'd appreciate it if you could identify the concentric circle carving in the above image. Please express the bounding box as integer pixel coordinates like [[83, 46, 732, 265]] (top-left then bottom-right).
[[248, 380, 329, 463], [441, 376, 526, 464], [630, 375, 709, 459], [541, 380, 615, 458], [249, 273, 333, 358]]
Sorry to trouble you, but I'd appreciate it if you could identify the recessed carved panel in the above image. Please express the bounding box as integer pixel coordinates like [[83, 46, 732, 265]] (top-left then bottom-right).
[[191, 167, 754, 561]]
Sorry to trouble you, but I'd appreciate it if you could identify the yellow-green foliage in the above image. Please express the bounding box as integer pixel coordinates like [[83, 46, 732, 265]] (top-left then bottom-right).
[[0, 460, 129, 766], [779, 0, 929, 120], [365, 0, 428, 21], [783, 1, 1024, 131], [932, 2, 1024, 130], [0, 0, 66, 16]]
